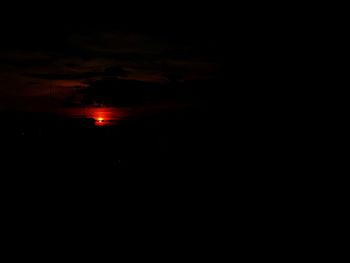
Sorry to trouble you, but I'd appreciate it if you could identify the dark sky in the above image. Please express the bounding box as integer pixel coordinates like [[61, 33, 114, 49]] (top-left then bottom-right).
[[0, 8, 229, 110]]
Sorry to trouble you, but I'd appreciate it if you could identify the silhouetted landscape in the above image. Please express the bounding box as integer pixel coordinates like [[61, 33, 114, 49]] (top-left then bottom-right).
[[0, 14, 226, 175], [0, 78, 215, 170], [0, 5, 319, 256], [0, 6, 292, 187]]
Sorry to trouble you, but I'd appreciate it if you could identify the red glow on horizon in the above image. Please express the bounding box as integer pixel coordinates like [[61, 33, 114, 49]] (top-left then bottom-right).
[[95, 116, 106, 126], [56, 106, 127, 126], [87, 107, 128, 126]]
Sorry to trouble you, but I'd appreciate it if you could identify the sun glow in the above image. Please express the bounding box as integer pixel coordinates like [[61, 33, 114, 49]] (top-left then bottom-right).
[[95, 115, 107, 126], [57, 106, 127, 127]]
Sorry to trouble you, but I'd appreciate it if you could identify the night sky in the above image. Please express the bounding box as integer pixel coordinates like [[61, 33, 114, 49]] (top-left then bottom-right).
[[0, 7, 228, 111], [0, 5, 299, 214]]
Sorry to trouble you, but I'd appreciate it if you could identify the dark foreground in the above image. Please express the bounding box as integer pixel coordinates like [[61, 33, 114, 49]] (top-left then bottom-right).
[[0, 107, 217, 176], [1, 106, 234, 218], [0, 103, 310, 254]]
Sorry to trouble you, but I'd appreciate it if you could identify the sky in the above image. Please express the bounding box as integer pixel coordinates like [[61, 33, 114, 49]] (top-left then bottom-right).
[[0, 9, 228, 110]]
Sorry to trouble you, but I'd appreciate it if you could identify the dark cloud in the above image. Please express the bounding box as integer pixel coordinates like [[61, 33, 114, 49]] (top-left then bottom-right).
[[0, 58, 53, 69], [26, 66, 127, 81], [0, 17, 226, 110], [70, 77, 211, 108], [103, 66, 127, 76], [26, 72, 100, 80]]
